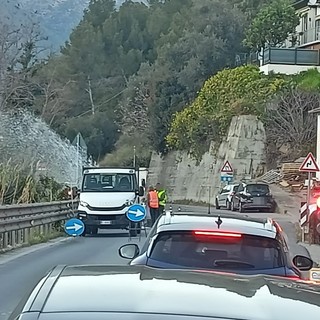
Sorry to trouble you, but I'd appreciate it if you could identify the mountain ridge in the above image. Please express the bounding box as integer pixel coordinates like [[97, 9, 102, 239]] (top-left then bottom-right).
[[1, 0, 149, 52]]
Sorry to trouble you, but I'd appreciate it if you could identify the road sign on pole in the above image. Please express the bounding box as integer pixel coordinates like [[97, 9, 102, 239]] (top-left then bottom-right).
[[126, 204, 146, 222], [220, 174, 233, 183], [64, 218, 85, 236], [299, 152, 320, 172], [221, 161, 233, 173]]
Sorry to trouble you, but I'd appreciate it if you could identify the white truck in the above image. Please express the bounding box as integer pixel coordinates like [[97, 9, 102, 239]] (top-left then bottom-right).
[[77, 167, 145, 237]]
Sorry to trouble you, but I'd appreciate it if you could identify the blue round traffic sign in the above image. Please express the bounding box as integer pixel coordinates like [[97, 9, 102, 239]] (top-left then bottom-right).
[[64, 218, 85, 236], [126, 204, 146, 222]]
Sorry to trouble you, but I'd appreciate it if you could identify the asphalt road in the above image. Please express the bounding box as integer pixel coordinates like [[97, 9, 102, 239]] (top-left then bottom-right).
[[0, 205, 310, 319], [0, 230, 143, 320]]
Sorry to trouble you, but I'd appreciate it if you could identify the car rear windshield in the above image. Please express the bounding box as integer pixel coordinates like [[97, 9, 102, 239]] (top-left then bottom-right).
[[246, 184, 270, 195], [149, 231, 284, 270]]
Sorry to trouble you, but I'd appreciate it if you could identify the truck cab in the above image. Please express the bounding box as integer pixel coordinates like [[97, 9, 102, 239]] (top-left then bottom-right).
[[77, 167, 144, 236]]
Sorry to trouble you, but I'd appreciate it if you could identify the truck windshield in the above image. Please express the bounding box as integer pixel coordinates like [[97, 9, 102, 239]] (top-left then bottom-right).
[[82, 173, 136, 192]]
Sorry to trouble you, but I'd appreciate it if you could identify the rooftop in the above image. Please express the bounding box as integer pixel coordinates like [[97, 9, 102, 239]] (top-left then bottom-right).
[[156, 212, 278, 239], [23, 265, 320, 319]]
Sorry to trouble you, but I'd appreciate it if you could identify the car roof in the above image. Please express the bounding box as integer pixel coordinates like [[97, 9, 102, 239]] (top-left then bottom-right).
[[155, 212, 278, 239], [21, 265, 320, 319]]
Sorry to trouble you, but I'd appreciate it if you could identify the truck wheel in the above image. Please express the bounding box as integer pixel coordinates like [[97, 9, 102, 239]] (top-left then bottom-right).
[[137, 222, 141, 235], [81, 227, 87, 237], [129, 221, 137, 237]]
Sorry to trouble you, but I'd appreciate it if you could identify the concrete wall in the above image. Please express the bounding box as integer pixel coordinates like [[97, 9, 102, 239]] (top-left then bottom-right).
[[260, 64, 320, 75], [147, 115, 267, 204]]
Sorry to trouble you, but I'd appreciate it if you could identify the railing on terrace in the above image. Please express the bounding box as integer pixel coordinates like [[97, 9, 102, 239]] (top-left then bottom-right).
[[262, 47, 320, 66], [236, 48, 320, 68]]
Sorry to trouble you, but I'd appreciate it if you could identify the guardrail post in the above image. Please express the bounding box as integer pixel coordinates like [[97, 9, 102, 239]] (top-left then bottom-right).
[[24, 228, 29, 244], [11, 230, 16, 247], [3, 232, 8, 249], [17, 229, 22, 246]]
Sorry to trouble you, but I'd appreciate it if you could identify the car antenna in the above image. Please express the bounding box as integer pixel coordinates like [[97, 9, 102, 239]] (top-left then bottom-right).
[[215, 216, 223, 229]]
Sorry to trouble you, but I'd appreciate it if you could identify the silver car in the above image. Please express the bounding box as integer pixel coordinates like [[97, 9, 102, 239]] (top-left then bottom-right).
[[215, 184, 239, 210]]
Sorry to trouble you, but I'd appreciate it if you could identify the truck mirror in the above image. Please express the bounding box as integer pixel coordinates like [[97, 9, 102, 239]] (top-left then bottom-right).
[[139, 186, 144, 196], [142, 179, 146, 187]]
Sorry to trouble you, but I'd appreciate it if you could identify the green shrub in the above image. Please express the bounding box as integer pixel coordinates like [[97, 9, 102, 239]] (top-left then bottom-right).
[[166, 65, 289, 159]]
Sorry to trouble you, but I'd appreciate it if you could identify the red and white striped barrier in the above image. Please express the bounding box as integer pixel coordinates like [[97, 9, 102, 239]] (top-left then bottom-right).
[[300, 202, 318, 227]]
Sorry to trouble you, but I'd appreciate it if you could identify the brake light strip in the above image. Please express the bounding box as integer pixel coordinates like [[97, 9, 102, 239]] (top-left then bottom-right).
[[193, 231, 242, 238]]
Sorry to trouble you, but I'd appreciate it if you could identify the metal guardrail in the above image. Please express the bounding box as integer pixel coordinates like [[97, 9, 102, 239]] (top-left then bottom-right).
[[0, 200, 79, 251]]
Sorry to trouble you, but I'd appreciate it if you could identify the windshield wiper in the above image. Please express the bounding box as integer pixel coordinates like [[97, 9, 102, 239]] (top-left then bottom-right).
[[83, 188, 101, 191], [213, 260, 255, 269]]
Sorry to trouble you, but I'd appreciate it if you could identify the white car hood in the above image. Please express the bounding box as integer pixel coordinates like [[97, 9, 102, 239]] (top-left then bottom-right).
[[80, 192, 135, 207]]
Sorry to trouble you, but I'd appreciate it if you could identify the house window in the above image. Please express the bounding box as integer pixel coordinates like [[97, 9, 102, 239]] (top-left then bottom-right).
[[316, 19, 320, 41], [302, 14, 308, 44]]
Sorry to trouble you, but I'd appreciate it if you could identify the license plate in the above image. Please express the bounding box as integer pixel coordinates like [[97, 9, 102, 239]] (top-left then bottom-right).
[[100, 221, 112, 225], [253, 197, 265, 204]]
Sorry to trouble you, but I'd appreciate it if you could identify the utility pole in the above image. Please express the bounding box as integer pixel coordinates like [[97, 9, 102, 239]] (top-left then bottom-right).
[[86, 75, 95, 115], [208, 186, 211, 214], [308, 108, 320, 180], [133, 145, 136, 169], [76, 133, 80, 187]]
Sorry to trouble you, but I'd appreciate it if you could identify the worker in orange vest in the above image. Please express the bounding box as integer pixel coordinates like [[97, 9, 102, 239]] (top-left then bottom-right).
[[147, 186, 159, 226]]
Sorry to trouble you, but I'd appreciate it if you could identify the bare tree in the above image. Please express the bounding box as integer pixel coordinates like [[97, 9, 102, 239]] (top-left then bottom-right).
[[0, 16, 49, 111], [265, 88, 318, 161], [117, 81, 152, 136], [33, 66, 76, 125]]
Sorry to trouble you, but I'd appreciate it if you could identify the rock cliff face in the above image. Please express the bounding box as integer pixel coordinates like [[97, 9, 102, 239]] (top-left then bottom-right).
[[147, 115, 267, 203]]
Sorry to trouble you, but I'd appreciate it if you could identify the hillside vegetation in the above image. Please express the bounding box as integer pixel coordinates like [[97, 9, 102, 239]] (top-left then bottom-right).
[[0, 0, 272, 165], [2, 0, 316, 170]]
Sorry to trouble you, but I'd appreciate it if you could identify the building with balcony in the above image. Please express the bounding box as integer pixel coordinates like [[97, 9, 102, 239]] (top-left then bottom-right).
[[258, 0, 320, 75]]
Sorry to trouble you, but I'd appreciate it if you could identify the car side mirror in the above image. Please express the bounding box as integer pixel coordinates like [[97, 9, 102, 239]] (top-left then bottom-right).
[[293, 255, 313, 271], [119, 244, 140, 259]]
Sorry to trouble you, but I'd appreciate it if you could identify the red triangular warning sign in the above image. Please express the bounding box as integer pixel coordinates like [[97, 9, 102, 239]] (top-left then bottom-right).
[[221, 160, 233, 173], [299, 152, 320, 172]]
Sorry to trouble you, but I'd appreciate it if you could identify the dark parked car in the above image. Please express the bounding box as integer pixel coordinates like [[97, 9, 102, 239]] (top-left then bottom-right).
[[231, 182, 276, 212], [9, 265, 320, 320], [119, 212, 313, 279]]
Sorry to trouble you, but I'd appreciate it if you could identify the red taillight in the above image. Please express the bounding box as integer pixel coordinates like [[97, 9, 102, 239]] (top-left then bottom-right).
[[317, 197, 320, 208], [193, 231, 242, 238], [273, 220, 283, 232]]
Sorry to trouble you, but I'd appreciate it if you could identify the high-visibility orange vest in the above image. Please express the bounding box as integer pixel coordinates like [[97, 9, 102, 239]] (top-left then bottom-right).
[[148, 191, 159, 208]]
